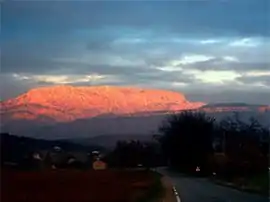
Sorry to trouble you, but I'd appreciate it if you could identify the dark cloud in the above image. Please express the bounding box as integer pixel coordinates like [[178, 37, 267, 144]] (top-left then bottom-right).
[[120, 70, 195, 85], [186, 90, 270, 105], [86, 34, 118, 51], [1, 51, 57, 74], [87, 41, 112, 52], [184, 58, 270, 72], [237, 75, 270, 86], [1, 36, 72, 74], [0, 74, 33, 100], [233, 63, 270, 72], [3, 1, 269, 37]]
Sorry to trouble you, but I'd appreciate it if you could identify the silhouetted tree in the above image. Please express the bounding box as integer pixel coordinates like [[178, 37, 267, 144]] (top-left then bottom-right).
[[159, 111, 215, 175], [218, 113, 269, 177], [158, 110, 269, 182], [109, 140, 160, 169]]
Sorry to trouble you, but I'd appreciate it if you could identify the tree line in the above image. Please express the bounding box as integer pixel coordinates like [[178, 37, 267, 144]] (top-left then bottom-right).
[[105, 140, 166, 169], [110, 111, 269, 181], [159, 111, 269, 179]]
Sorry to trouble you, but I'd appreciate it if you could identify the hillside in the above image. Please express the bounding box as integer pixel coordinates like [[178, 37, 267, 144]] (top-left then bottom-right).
[[66, 134, 155, 149], [0, 85, 204, 123], [0, 133, 104, 167], [1, 85, 269, 139]]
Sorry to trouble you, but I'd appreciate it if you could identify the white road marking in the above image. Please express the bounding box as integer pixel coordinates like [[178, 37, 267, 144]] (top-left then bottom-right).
[[172, 186, 181, 202]]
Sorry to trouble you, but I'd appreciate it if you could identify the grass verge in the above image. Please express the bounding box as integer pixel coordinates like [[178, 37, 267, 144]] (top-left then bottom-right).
[[136, 171, 165, 202], [212, 172, 269, 196]]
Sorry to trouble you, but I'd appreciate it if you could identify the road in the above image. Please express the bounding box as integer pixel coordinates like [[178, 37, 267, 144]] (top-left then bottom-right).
[[157, 167, 269, 202]]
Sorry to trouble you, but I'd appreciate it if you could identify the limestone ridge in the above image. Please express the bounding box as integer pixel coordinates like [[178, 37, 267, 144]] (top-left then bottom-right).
[[0, 85, 205, 123], [1, 85, 269, 139]]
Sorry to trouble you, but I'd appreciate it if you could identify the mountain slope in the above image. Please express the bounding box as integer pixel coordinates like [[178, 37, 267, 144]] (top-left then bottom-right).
[[1, 85, 269, 139], [0, 85, 205, 123]]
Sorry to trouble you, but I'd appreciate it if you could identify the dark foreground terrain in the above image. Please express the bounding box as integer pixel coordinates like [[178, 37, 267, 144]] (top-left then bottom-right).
[[1, 170, 159, 202]]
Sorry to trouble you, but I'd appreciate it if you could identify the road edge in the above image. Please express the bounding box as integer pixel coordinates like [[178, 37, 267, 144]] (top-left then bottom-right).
[[172, 186, 181, 202], [151, 168, 181, 202], [211, 178, 270, 197]]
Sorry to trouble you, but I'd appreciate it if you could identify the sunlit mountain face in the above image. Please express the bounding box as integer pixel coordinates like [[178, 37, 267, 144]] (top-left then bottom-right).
[[0, 85, 269, 139], [0, 85, 205, 123]]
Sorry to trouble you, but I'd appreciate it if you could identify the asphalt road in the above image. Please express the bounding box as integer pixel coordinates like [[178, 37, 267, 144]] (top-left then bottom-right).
[[157, 167, 269, 202]]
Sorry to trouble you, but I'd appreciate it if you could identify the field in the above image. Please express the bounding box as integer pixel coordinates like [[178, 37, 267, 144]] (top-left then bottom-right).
[[2, 169, 160, 202]]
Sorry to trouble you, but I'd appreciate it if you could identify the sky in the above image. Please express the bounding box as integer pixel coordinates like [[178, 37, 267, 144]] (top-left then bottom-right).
[[1, 0, 270, 104]]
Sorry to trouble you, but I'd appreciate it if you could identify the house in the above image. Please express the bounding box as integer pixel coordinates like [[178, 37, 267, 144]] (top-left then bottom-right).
[[93, 160, 107, 170]]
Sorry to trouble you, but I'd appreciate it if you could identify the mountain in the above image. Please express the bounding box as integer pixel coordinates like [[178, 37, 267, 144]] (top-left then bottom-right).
[[0, 85, 204, 124], [1, 85, 269, 140]]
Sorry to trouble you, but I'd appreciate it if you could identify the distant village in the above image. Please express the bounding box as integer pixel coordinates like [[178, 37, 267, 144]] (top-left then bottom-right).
[[1, 133, 108, 171], [31, 147, 107, 170]]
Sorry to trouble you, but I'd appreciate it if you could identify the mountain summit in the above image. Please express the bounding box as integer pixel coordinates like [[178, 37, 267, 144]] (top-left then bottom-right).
[[1, 85, 205, 123], [1, 85, 269, 139]]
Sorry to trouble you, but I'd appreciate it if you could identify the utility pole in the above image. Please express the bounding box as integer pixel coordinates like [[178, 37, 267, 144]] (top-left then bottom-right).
[[222, 132, 226, 153]]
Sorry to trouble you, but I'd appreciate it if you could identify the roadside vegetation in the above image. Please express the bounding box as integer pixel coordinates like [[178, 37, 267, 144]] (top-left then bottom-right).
[[105, 140, 166, 202], [136, 172, 164, 202], [158, 111, 269, 195]]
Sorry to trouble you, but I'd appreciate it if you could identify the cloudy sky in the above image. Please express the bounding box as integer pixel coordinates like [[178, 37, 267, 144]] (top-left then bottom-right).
[[1, 0, 269, 104]]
